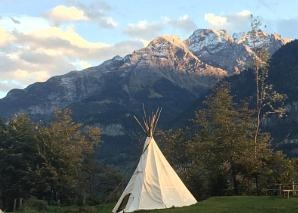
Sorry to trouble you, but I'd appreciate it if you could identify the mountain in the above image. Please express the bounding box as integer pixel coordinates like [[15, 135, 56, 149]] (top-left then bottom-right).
[[185, 29, 288, 74], [0, 35, 228, 119], [0, 29, 290, 165], [267, 40, 298, 156]]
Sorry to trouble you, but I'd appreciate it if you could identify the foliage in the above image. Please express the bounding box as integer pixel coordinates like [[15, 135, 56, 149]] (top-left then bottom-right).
[[159, 83, 295, 198], [0, 109, 121, 211], [247, 15, 286, 146], [21, 197, 48, 212], [33, 109, 101, 204], [0, 114, 41, 210]]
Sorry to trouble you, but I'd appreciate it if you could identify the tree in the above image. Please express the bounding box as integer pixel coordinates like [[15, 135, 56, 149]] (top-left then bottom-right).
[[157, 82, 294, 197], [0, 114, 40, 211], [247, 15, 286, 193], [247, 15, 286, 158], [34, 109, 101, 204], [188, 83, 278, 196], [193, 83, 254, 194], [0, 109, 102, 210]]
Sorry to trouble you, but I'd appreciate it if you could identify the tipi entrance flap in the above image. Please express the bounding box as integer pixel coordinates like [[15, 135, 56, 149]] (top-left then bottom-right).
[[116, 193, 131, 213]]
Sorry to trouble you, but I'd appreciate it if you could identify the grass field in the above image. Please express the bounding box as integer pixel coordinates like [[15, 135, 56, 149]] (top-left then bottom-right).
[[20, 196, 298, 213], [100, 196, 298, 213]]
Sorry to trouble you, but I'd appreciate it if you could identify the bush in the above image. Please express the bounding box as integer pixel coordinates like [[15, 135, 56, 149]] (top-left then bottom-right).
[[22, 198, 48, 212], [63, 206, 97, 213]]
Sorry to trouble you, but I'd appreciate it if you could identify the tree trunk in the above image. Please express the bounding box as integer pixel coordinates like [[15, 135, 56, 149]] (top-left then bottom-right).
[[233, 174, 238, 195], [231, 167, 238, 195], [13, 198, 17, 212], [254, 107, 261, 159], [19, 198, 23, 209], [255, 174, 260, 195], [82, 192, 86, 206]]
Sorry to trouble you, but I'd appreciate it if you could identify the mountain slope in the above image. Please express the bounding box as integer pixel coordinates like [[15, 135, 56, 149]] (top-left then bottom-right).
[[0, 29, 290, 165], [0, 35, 228, 119], [185, 29, 288, 74]]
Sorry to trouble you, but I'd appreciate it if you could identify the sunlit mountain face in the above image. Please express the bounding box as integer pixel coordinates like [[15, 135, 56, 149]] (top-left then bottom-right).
[[0, 28, 291, 165]]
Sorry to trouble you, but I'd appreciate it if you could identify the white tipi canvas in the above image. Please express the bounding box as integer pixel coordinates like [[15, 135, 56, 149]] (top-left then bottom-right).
[[112, 136, 197, 212]]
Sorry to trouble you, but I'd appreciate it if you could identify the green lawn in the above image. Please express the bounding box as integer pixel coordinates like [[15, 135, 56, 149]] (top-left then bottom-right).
[[151, 196, 298, 213], [100, 196, 298, 213], [20, 196, 298, 213]]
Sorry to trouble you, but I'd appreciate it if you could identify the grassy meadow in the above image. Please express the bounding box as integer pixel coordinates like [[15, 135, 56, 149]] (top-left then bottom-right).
[[18, 196, 298, 213]]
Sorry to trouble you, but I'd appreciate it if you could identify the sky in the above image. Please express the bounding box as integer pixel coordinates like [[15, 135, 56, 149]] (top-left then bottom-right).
[[0, 0, 298, 98]]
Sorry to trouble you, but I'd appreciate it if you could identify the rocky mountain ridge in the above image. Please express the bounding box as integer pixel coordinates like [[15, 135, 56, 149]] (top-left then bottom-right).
[[0, 28, 290, 121], [0, 29, 291, 165], [186, 29, 289, 74]]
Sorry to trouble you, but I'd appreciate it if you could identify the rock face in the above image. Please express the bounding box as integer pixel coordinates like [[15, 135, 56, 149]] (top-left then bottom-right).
[[0, 29, 290, 165], [0, 30, 288, 119], [185, 29, 289, 74], [0, 35, 229, 119]]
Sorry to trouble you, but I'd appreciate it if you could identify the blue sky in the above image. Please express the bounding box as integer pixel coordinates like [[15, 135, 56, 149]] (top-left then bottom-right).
[[0, 0, 297, 97]]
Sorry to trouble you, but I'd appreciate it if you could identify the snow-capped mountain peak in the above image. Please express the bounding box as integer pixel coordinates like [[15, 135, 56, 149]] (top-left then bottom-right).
[[233, 30, 291, 53], [185, 29, 234, 53]]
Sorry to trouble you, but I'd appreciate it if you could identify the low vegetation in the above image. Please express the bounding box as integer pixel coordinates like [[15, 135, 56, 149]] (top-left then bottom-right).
[[15, 196, 298, 213]]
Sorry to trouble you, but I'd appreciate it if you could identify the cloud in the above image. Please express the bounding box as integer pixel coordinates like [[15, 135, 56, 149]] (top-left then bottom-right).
[[94, 40, 144, 59], [124, 15, 197, 40], [21, 26, 108, 49], [165, 15, 197, 32], [275, 18, 298, 39], [0, 80, 22, 92], [204, 13, 227, 28], [204, 10, 252, 33], [47, 5, 89, 23], [46, 2, 117, 28], [76, 1, 117, 28], [0, 27, 15, 47], [0, 50, 75, 81], [0, 18, 144, 97], [124, 20, 164, 40], [14, 26, 143, 60], [97, 16, 117, 28]]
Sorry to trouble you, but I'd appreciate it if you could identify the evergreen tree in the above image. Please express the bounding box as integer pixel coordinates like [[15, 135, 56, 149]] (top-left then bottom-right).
[[0, 114, 39, 210]]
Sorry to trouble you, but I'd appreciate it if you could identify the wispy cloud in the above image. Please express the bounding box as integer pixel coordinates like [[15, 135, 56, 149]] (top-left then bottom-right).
[[76, 1, 118, 28], [124, 20, 164, 40], [124, 15, 197, 40], [0, 27, 16, 47], [164, 15, 197, 32], [204, 10, 252, 33]]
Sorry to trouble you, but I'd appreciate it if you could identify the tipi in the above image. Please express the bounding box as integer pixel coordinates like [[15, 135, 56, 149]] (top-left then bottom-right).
[[112, 109, 197, 213]]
